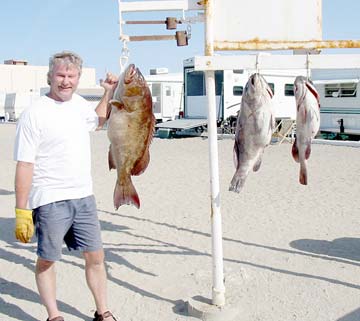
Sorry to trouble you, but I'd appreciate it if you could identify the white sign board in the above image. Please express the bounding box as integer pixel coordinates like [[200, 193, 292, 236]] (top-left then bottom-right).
[[213, 0, 322, 44]]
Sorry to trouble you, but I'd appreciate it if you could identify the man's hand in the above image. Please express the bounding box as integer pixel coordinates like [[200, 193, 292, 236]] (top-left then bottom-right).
[[100, 72, 118, 95], [96, 73, 119, 129], [15, 208, 34, 243]]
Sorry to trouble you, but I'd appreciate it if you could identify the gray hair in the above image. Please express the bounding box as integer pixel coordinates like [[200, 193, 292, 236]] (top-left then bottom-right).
[[47, 51, 83, 85]]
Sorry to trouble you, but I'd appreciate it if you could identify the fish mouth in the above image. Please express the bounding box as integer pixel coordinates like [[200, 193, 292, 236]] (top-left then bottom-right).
[[124, 64, 145, 85], [124, 64, 136, 84], [251, 76, 255, 86], [251, 73, 273, 98]]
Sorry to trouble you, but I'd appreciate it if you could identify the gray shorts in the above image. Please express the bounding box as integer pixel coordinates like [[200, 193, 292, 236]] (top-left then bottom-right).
[[33, 195, 103, 261]]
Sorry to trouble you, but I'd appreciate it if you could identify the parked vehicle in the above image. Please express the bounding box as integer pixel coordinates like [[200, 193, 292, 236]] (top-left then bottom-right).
[[0, 92, 6, 121], [4, 92, 39, 121], [312, 69, 360, 137], [156, 57, 307, 135], [145, 69, 183, 123]]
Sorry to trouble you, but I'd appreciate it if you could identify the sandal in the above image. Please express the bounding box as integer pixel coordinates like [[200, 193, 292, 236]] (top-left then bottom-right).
[[93, 311, 117, 321], [46, 317, 64, 321]]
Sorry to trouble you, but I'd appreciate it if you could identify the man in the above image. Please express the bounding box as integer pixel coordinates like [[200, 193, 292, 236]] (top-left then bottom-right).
[[14, 51, 118, 321]]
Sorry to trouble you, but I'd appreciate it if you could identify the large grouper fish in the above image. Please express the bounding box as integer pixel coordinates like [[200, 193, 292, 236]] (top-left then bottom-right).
[[229, 73, 275, 193], [292, 76, 320, 185], [107, 64, 155, 209]]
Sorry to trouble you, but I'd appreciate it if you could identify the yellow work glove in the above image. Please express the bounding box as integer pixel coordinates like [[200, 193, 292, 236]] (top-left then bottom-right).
[[15, 208, 34, 243]]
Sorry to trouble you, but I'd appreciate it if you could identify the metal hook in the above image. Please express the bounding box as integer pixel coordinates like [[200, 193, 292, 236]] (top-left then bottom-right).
[[306, 53, 311, 80], [187, 23, 192, 39], [255, 54, 260, 74], [120, 39, 130, 72]]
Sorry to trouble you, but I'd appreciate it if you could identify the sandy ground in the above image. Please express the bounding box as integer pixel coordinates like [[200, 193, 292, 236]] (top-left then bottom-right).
[[0, 122, 360, 321]]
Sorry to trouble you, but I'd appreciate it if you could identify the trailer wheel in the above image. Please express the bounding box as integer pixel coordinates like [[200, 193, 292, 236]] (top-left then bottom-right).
[[231, 120, 237, 134], [195, 126, 204, 133]]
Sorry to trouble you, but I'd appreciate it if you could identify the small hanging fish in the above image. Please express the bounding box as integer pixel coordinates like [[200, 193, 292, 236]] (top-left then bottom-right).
[[292, 76, 320, 185], [229, 73, 275, 193]]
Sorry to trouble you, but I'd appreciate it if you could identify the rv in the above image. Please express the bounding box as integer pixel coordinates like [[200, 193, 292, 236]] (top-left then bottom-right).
[[4, 92, 40, 121], [0, 92, 6, 121], [312, 69, 360, 136], [145, 68, 183, 123], [156, 57, 307, 134]]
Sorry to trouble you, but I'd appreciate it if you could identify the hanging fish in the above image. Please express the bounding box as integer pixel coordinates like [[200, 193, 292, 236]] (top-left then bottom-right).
[[229, 73, 275, 193], [107, 64, 155, 209], [292, 76, 320, 185]]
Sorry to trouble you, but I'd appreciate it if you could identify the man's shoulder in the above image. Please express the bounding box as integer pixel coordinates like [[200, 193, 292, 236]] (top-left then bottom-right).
[[20, 96, 46, 116], [28, 95, 52, 109], [72, 93, 88, 104]]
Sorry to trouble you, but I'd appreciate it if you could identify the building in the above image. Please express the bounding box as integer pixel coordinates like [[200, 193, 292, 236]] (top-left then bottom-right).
[[0, 59, 98, 120]]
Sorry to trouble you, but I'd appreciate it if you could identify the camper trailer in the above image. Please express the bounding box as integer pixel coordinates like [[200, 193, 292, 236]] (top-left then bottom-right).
[[145, 69, 183, 123], [4, 92, 39, 121], [312, 69, 360, 136], [156, 57, 306, 134], [0, 92, 6, 121]]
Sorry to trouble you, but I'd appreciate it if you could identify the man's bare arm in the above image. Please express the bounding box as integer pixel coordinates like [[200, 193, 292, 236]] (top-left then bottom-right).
[[15, 161, 34, 209]]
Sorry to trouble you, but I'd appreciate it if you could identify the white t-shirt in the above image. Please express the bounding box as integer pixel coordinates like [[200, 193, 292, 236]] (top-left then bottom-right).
[[14, 94, 99, 209]]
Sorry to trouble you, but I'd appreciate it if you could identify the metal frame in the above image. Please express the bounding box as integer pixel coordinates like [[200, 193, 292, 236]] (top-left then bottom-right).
[[191, 54, 360, 71], [115, 0, 360, 311]]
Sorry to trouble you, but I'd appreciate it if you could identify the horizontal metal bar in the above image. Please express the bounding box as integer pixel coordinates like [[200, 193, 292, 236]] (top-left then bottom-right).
[[124, 20, 166, 25], [118, 0, 203, 12], [192, 54, 360, 71], [126, 35, 176, 41], [214, 40, 360, 51]]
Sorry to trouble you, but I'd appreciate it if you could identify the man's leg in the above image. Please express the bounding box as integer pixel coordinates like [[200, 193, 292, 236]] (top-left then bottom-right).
[[35, 258, 61, 319], [83, 249, 110, 315]]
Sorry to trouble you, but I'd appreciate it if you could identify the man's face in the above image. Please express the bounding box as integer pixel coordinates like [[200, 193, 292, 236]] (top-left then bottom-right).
[[48, 63, 80, 102]]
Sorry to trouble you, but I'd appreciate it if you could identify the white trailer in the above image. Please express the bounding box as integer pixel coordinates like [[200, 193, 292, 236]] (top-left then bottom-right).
[[312, 69, 360, 136], [156, 57, 307, 134], [145, 69, 183, 123], [0, 92, 6, 121], [4, 92, 40, 121]]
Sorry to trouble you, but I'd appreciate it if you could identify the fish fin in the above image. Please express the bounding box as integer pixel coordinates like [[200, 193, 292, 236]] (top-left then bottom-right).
[[305, 143, 311, 160], [253, 155, 262, 172], [108, 145, 116, 170], [106, 103, 112, 120], [229, 173, 246, 193], [149, 114, 156, 145], [132, 113, 156, 176], [299, 162, 308, 185], [113, 178, 140, 209], [305, 81, 320, 108], [109, 99, 125, 110], [292, 139, 299, 163], [233, 142, 239, 169], [132, 149, 150, 176]]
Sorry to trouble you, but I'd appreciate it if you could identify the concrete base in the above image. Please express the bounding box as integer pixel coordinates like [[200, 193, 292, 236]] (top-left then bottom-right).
[[186, 296, 240, 321]]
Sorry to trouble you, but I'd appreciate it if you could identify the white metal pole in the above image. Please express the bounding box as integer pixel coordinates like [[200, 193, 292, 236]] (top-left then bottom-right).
[[204, 0, 225, 307]]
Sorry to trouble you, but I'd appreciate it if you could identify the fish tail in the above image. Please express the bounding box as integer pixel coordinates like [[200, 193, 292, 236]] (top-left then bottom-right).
[[108, 146, 116, 170], [229, 173, 247, 193], [252, 153, 263, 172], [113, 179, 140, 209], [299, 161, 308, 185], [233, 142, 239, 169]]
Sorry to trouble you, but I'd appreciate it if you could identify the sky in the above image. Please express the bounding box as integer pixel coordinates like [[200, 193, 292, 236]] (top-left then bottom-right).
[[0, 0, 359, 82]]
